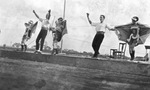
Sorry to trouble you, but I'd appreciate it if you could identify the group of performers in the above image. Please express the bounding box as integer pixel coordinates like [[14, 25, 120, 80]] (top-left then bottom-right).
[[87, 13, 150, 60], [21, 9, 67, 55], [21, 9, 150, 60]]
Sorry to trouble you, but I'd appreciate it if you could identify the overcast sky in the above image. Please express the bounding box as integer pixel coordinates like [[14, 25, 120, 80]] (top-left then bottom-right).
[[0, 0, 150, 56]]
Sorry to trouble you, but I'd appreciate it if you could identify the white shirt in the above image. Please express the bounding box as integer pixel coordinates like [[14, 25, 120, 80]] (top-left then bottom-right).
[[91, 22, 113, 33], [39, 18, 51, 30]]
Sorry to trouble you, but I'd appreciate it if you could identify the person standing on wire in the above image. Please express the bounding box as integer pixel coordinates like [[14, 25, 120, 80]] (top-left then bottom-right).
[[33, 9, 52, 54], [86, 13, 114, 58], [127, 16, 140, 60], [21, 20, 34, 52]]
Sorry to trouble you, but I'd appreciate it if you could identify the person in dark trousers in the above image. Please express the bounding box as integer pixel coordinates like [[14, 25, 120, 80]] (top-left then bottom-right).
[[33, 9, 52, 53], [86, 13, 114, 58], [127, 16, 140, 60]]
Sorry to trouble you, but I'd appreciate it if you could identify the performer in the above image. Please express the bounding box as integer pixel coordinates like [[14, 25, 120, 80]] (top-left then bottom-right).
[[115, 16, 150, 60], [33, 9, 52, 54], [127, 16, 140, 60], [51, 17, 67, 55], [86, 13, 114, 58], [51, 29, 58, 55], [21, 20, 34, 51]]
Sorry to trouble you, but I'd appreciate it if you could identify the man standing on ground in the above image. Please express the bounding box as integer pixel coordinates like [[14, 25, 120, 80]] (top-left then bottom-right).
[[86, 13, 114, 58]]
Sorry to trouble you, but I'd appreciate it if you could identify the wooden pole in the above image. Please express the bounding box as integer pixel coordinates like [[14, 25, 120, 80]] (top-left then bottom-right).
[[60, 0, 66, 53]]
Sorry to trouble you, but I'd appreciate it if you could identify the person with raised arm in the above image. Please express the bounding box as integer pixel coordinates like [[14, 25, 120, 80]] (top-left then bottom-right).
[[21, 20, 34, 51], [33, 9, 52, 54], [86, 13, 114, 58]]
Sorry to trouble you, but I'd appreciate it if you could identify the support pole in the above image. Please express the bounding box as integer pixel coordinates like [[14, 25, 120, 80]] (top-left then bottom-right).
[[60, 0, 66, 53]]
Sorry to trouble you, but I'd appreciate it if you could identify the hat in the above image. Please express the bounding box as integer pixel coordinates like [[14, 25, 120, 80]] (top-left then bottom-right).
[[28, 20, 33, 24], [58, 17, 63, 21], [132, 16, 139, 22]]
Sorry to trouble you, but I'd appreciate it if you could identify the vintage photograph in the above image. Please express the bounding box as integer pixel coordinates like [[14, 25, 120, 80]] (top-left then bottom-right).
[[0, 0, 149, 90]]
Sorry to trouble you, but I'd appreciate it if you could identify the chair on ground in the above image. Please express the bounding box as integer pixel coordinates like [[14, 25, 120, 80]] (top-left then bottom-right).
[[145, 46, 150, 54], [144, 45, 150, 61], [110, 43, 127, 59]]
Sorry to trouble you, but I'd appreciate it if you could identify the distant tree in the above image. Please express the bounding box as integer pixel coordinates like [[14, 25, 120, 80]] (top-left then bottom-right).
[[12, 43, 21, 48], [83, 51, 88, 54], [3, 44, 6, 49], [31, 45, 51, 51]]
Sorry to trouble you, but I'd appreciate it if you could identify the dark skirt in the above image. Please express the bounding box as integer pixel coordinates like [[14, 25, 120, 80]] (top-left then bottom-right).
[[53, 30, 62, 42]]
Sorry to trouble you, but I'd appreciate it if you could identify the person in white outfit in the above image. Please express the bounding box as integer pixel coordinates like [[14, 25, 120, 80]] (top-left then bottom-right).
[[33, 9, 52, 53], [86, 13, 114, 58]]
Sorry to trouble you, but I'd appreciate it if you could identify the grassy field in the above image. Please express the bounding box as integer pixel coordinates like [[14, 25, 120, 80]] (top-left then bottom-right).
[[0, 57, 149, 90]]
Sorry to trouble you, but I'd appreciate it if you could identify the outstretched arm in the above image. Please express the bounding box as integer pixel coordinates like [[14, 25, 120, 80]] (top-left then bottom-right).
[[86, 13, 92, 24], [33, 10, 43, 22], [33, 10, 40, 19], [48, 9, 51, 19], [106, 25, 115, 31]]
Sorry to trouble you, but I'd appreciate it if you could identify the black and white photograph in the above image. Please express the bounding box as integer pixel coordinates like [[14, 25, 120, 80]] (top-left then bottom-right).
[[0, 0, 150, 90]]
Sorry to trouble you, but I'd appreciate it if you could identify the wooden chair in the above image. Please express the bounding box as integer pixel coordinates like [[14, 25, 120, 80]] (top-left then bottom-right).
[[145, 46, 150, 54], [144, 46, 150, 61], [110, 43, 127, 59]]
